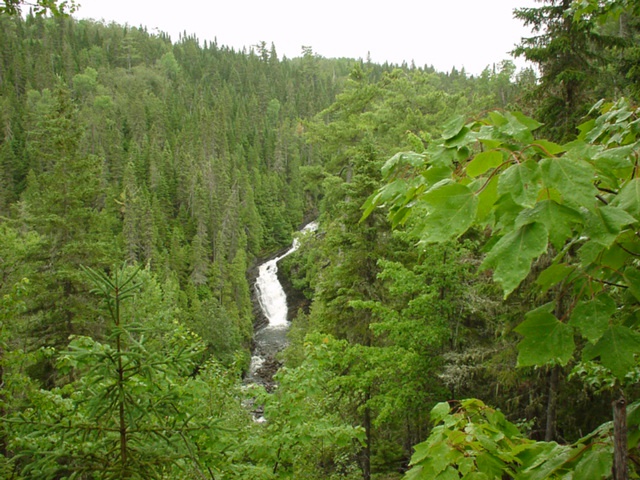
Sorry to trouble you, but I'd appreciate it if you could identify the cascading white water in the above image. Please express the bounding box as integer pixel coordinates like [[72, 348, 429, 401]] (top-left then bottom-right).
[[247, 221, 318, 384], [255, 255, 291, 329]]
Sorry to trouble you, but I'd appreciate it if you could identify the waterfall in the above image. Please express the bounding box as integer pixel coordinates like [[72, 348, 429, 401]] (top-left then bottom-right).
[[247, 221, 317, 385]]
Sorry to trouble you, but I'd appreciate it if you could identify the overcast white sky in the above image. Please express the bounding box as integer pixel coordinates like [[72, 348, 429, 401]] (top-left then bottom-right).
[[74, 0, 538, 75]]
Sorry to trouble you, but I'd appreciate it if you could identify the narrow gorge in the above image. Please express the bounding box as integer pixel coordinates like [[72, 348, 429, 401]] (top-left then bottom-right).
[[247, 222, 317, 388]]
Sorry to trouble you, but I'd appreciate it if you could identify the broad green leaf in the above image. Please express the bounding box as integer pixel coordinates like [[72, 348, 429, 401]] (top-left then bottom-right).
[[578, 240, 605, 267], [600, 242, 631, 271], [515, 200, 582, 250], [493, 193, 524, 230], [583, 325, 640, 379], [361, 192, 381, 220], [377, 178, 410, 204], [381, 151, 425, 178], [405, 465, 426, 480], [577, 118, 597, 138], [481, 222, 549, 297], [442, 115, 466, 140], [423, 164, 454, 186], [592, 144, 636, 173], [585, 205, 636, 246], [540, 156, 597, 208], [488, 111, 508, 127], [531, 140, 566, 156], [416, 183, 478, 243], [389, 206, 412, 227], [511, 111, 542, 131], [611, 178, 640, 220], [446, 128, 472, 148], [624, 267, 640, 302], [475, 451, 506, 479], [427, 441, 454, 474], [573, 447, 612, 480], [477, 124, 503, 149], [498, 160, 541, 208], [435, 466, 461, 480], [569, 294, 616, 343], [500, 112, 535, 143], [410, 441, 432, 465], [462, 473, 490, 480], [517, 441, 563, 472], [467, 150, 503, 178], [517, 443, 575, 480], [476, 175, 499, 223], [535, 263, 574, 293], [457, 456, 475, 475], [431, 402, 450, 424], [515, 304, 575, 367]]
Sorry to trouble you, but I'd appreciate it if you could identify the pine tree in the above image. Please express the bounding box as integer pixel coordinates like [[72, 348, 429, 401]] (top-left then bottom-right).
[[19, 82, 114, 359]]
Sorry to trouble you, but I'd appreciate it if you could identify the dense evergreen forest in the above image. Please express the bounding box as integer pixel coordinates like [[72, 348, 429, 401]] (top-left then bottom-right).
[[1, 0, 640, 478]]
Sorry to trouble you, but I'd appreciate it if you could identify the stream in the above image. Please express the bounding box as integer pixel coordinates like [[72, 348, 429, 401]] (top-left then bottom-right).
[[246, 221, 317, 387]]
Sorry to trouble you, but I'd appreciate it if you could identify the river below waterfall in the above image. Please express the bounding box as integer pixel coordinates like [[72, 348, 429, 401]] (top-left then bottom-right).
[[246, 221, 317, 387]]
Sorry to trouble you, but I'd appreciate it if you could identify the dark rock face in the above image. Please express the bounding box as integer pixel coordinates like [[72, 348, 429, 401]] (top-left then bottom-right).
[[276, 264, 310, 322]]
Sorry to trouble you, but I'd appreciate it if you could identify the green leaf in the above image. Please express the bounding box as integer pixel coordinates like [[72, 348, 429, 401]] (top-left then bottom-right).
[[600, 242, 630, 271], [517, 443, 575, 480], [462, 473, 490, 480], [515, 304, 575, 367], [416, 183, 478, 243], [585, 205, 637, 247], [361, 192, 380, 221], [624, 267, 640, 302], [475, 176, 499, 223], [428, 145, 457, 169], [531, 140, 566, 156], [592, 144, 636, 173], [431, 402, 451, 424], [540, 156, 597, 208], [467, 150, 503, 178], [569, 294, 616, 343], [435, 466, 461, 480], [573, 446, 612, 480], [515, 200, 582, 250], [511, 111, 542, 132], [578, 240, 605, 267], [423, 164, 455, 186], [535, 263, 574, 293], [583, 325, 640, 379], [381, 151, 425, 178], [477, 124, 503, 150], [611, 178, 640, 220], [446, 128, 472, 148], [481, 222, 549, 297], [426, 441, 453, 474], [405, 465, 427, 480], [442, 115, 466, 140], [498, 160, 541, 208], [500, 112, 536, 143], [410, 441, 432, 465], [475, 451, 506, 479]]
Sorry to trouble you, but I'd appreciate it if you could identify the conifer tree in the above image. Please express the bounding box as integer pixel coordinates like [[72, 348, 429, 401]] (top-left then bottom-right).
[[19, 82, 113, 358]]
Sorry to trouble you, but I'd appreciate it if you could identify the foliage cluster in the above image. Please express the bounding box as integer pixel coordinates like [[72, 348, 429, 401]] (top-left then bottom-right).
[[1, 0, 639, 478]]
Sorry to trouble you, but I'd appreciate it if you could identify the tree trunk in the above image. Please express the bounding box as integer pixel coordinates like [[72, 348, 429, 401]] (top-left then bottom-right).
[[613, 396, 628, 480], [0, 345, 5, 457], [361, 394, 372, 480]]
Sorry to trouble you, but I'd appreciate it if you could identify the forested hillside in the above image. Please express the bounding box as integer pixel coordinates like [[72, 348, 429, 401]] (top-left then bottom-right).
[[0, 0, 639, 478]]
